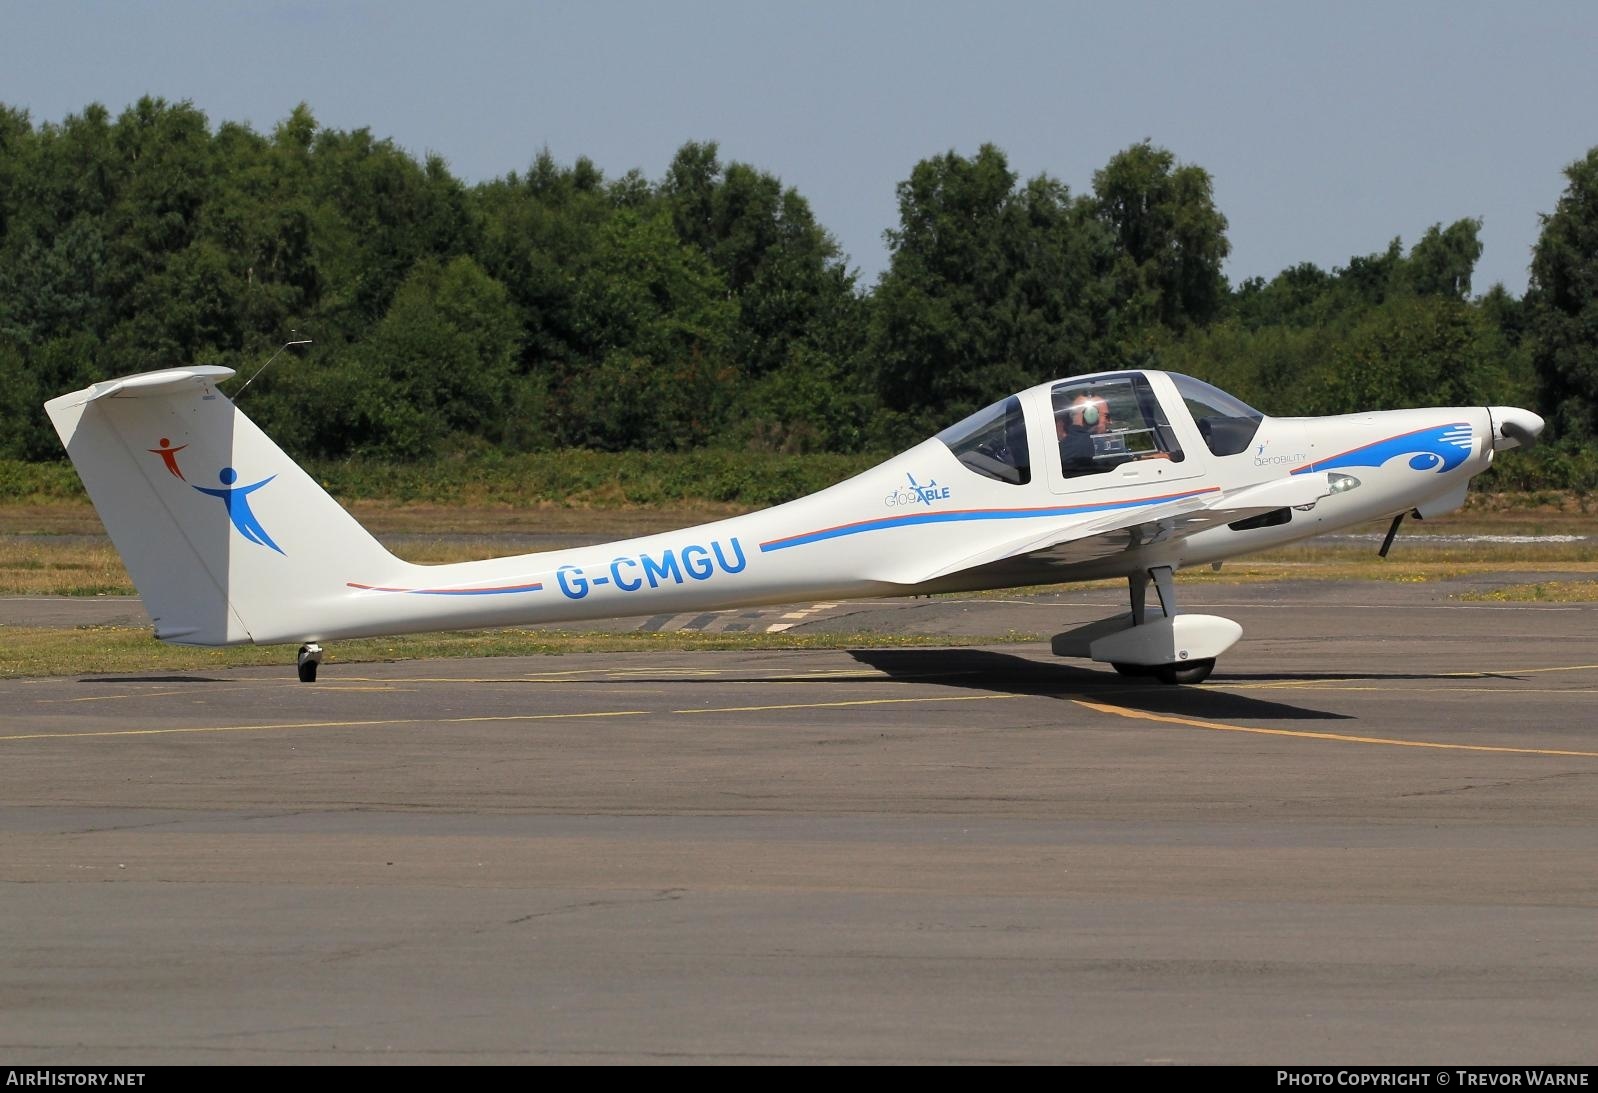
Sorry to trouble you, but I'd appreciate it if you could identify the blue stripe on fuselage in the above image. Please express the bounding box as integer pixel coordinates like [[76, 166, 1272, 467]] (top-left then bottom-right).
[[1292, 423, 1473, 476], [758, 488, 1218, 553]]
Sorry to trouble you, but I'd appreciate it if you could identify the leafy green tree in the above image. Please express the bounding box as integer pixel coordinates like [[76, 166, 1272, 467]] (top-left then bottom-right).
[[660, 141, 722, 256], [1334, 238, 1406, 312], [1406, 218, 1484, 298], [1209, 216, 1508, 423], [1315, 296, 1518, 416], [322, 256, 523, 458], [1092, 141, 1230, 333], [1158, 318, 1340, 416], [872, 145, 1115, 437], [1194, 215, 1512, 418], [0, 105, 31, 243], [9, 104, 120, 246], [0, 332, 104, 458], [562, 210, 737, 449], [872, 144, 1024, 430], [1527, 148, 1598, 440], [0, 105, 121, 349], [473, 149, 618, 384], [203, 112, 325, 342], [105, 98, 214, 261], [660, 142, 858, 380], [0, 215, 107, 348], [0, 339, 29, 459], [732, 290, 876, 453], [1231, 263, 1337, 330], [306, 125, 475, 334], [117, 240, 244, 367]]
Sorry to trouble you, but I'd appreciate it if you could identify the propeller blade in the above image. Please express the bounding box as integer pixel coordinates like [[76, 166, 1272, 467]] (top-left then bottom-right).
[[1490, 407, 1545, 451], [1500, 418, 1540, 451]]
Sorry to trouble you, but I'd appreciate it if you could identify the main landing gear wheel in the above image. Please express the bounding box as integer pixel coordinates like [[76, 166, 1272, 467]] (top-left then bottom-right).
[[1152, 658, 1214, 686], [1111, 659, 1215, 684], [296, 643, 323, 683], [1066, 568, 1235, 686]]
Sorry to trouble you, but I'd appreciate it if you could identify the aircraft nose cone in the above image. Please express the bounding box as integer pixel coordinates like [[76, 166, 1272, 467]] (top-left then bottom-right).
[[1489, 406, 1545, 451]]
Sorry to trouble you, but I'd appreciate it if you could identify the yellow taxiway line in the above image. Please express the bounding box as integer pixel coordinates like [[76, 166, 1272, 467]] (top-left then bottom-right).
[[678, 694, 1024, 714], [1071, 699, 1598, 758], [0, 709, 650, 743]]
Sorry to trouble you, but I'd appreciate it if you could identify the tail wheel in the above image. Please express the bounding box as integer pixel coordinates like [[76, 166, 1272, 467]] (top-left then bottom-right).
[[1152, 658, 1214, 685]]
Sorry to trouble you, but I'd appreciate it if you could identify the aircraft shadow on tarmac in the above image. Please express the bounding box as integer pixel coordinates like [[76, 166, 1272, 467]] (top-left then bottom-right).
[[848, 647, 1357, 723], [79, 676, 230, 684], [71, 647, 1500, 724], [73, 655, 1356, 721]]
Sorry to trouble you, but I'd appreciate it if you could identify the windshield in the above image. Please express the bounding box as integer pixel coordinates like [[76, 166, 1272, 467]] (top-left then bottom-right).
[[1170, 373, 1264, 457], [936, 396, 1031, 485]]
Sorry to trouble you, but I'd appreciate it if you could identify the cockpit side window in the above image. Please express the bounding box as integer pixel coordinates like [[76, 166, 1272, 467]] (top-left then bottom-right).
[[1052, 374, 1183, 479], [1170, 373, 1264, 457], [936, 396, 1031, 485]]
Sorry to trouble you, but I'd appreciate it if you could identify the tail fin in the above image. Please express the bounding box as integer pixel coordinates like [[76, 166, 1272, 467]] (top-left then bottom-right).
[[46, 367, 402, 645]]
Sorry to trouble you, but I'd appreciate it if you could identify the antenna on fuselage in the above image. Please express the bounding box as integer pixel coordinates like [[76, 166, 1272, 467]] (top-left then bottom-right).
[[233, 334, 313, 401]]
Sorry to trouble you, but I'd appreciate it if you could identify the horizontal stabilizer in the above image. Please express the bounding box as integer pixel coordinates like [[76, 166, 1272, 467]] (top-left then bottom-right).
[[70, 366, 237, 406]]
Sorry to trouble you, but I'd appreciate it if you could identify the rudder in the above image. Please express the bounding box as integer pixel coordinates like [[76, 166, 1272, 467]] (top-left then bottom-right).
[[46, 367, 402, 645]]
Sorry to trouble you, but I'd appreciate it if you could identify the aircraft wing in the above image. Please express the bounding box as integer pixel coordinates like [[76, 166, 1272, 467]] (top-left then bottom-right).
[[889, 472, 1341, 586]]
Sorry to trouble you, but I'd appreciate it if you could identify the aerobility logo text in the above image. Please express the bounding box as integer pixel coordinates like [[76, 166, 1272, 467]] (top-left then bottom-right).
[[1254, 441, 1308, 468], [556, 537, 748, 599], [884, 473, 952, 508]]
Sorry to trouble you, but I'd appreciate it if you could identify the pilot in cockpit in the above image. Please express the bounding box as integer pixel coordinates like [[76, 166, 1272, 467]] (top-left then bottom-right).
[[1057, 392, 1110, 472]]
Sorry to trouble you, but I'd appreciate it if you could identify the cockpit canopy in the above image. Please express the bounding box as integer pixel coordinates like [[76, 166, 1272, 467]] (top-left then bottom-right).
[[1170, 372, 1264, 457], [935, 396, 1032, 485], [937, 370, 1265, 485]]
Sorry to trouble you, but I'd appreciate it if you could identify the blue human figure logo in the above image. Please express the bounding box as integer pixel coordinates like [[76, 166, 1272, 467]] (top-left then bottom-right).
[[193, 467, 285, 555]]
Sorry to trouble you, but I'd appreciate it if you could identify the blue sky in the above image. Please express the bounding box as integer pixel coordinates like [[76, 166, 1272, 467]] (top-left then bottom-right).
[[4, 1, 1595, 294]]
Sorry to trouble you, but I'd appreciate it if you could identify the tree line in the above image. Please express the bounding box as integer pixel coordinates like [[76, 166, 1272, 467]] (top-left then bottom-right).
[[2, 98, 1595, 466]]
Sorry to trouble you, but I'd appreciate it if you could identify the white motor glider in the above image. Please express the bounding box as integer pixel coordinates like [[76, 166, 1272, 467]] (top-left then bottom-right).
[[46, 366, 1543, 683]]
